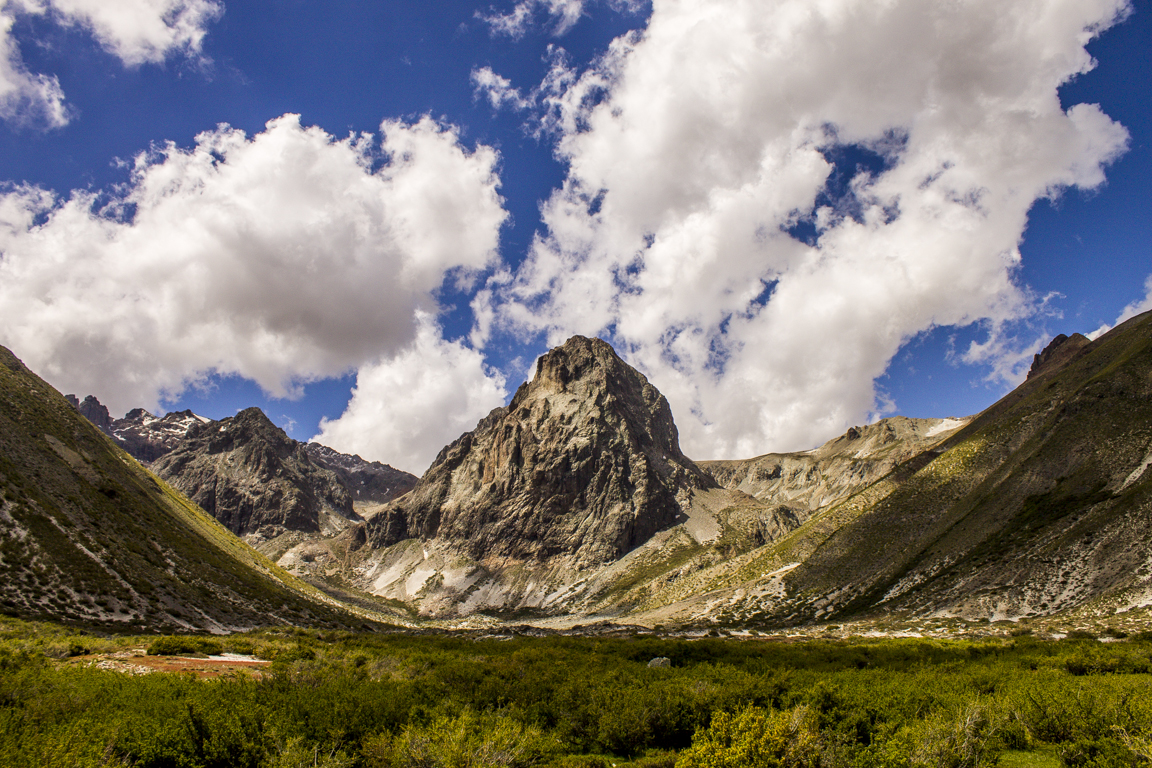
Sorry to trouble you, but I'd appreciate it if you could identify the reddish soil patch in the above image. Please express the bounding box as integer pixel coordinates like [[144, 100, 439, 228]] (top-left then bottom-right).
[[65, 649, 272, 679]]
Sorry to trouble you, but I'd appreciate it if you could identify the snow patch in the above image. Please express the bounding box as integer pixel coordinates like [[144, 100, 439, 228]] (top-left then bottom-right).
[[926, 418, 967, 438], [1118, 450, 1152, 492]]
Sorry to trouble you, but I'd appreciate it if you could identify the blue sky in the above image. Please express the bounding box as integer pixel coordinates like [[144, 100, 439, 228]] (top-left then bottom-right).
[[0, 0, 1148, 472]]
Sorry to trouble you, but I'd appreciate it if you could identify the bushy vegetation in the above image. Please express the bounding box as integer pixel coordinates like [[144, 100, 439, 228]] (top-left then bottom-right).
[[0, 617, 1151, 767]]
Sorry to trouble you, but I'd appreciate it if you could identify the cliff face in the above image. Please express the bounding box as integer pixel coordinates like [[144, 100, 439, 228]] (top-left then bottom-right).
[[368, 336, 715, 566], [152, 408, 361, 542]]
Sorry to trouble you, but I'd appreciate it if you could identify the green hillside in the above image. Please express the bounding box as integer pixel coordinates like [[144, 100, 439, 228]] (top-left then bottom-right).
[[0, 345, 373, 632], [764, 310, 1152, 623]]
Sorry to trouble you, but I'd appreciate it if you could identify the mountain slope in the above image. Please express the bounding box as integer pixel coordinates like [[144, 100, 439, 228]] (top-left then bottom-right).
[[701, 415, 969, 523], [641, 311, 1152, 626], [0, 345, 368, 632]]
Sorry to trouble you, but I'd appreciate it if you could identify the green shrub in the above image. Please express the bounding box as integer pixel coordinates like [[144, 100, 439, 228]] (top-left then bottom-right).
[[911, 703, 1003, 768], [146, 635, 223, 656], [1065, 631, 1097, 641], [270, 736, 354, 768], [1059, 737, 1136, 768], [362, 709, 560, 767], [674, 706, 822, 768]]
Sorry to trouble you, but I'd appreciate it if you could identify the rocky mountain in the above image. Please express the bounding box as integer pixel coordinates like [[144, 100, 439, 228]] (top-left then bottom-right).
[[18, 314, 1151, 632], [367, 335, 718, 566], [65, 395, 417, 516], [701, 415, 969, 523], [0, 345, 369, 632], [65, 395, 210, 463], [632, 310, 1152, 627], [151, 408, 363, 544], [281, 336, 786, 619], [301, 442, 417, 510], [109, 408, 212, 463]]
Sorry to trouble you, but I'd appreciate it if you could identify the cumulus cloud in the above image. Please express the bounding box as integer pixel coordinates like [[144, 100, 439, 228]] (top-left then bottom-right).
[[1087, 273, 1152, 340], [0, 1, 67, 126], [313, 314, 508, 474], [501, 0, 1132, 460], [0, 0, 220, 126], [0, 114, 508, 423]]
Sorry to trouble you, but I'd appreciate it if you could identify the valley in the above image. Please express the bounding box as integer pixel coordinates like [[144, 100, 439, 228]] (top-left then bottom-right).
[[3, 311, 1150, 636], [1, 312, 1151, 767]]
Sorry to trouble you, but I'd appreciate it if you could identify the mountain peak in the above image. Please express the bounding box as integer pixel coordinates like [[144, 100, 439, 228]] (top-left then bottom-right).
[[153, 407, 360, 541], [1027, 332, 1090, 380], [368, 336, 714, 566], [528, 335, 621, 391]]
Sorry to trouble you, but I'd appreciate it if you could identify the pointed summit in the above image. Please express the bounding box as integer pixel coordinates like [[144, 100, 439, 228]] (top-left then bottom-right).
[[368, 335, 715, 565]]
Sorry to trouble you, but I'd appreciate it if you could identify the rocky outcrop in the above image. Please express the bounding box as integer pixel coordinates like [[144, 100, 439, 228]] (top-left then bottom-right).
[[66, 394, 114, 434], [1027, 332, 1090, 380], [367, 336, 716, 566], [152, 407, 361, 542], [302, 443, 417, 507]]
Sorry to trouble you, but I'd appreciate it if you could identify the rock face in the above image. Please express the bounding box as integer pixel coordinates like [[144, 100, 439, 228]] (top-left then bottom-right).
[[1027, 332, 1091, 380], [302, 443, 417, 507], [152, 407, 361, 542], [66, 394, 113, 433], [368, 336, 715, 566]]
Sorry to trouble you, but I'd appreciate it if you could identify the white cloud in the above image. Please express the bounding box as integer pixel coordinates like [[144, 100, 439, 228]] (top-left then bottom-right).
[[0, 0, 220, 126], [1087, 273, 1152, 340], [0, 2, 67, 126], [477, 0, 586, 39], [471, 66, 530, 111], [0, 114, 508, 427], [501, 0, 1132, 460], [45, 0, 221, 65], [313, 314, 508, 475]]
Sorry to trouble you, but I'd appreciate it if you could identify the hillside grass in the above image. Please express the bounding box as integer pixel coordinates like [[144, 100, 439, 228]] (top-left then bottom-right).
[[0, 345, 393, 633], [1, 617, 1152, 767]]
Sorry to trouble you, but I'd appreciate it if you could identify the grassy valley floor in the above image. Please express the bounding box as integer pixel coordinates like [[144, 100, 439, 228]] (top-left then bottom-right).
[[1, 617, 1151, 767]]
